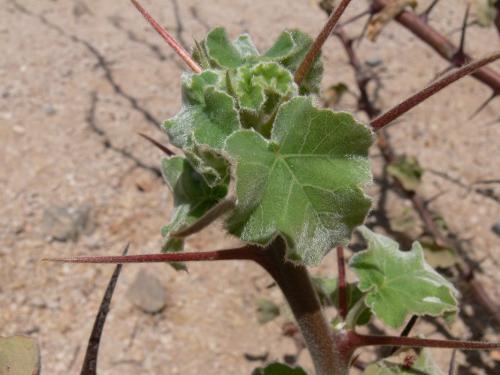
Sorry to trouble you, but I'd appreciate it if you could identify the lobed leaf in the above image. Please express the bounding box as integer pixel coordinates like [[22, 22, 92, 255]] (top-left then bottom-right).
[[225, 97, 373, 265], [161, 156, 226, 248], [265, 30, 323, 94], [349, 227, 459, 329]]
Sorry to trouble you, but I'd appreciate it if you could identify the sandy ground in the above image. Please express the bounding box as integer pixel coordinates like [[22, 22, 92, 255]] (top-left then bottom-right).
[[0, 0, 499, 374]]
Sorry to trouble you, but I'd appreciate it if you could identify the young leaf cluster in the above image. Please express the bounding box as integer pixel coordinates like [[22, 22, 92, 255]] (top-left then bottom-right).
[[161, 27, 374, 265]]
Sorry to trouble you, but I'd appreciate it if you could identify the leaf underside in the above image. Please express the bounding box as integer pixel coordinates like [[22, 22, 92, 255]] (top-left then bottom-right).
[[349, 227, 458, 329]]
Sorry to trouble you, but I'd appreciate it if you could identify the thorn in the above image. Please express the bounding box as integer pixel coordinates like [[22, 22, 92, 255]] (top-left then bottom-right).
[[387, 316, 418, 356], [337, 9, 371, 29], [448, 349, 457, 375], [138, 132, 175, 156], [129, 0, 202, 73], [43, 246, 264, 264], [371, 51, 500, 130], [451, 4, 471, 66], [294, 0, 353, 86], [80, 244, 129, 375], [352, 332, 500, 350], [468, 92, 497, 119], [419, 0, 440, 23]]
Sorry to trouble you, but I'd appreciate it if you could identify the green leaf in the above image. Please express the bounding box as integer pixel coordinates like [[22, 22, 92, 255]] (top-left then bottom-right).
[[349, 227, 458, 329], [164, 72, 240, 151], [265, 30, 323, 94], [312, 277, 372, 325], [233, 34, 259, 58], [256, 298, 281, 324], [205, 27, 246, 68], [161, 238, 188, 272], [387, 155, 423, 192], [225, 97, 373, 265], [161, 156, 226, 241], [233, 62, 297, 112], [252, 362, 308, 375], [0, 336, 40, 375], [363, 348, 445, 375]]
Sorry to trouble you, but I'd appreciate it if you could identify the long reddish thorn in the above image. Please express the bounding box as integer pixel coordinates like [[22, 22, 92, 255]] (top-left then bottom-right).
[[294, 0, 352, 85], [43, 246, 265, 264], [336, 246, 348, 319], [370, 51, 500, 130], [130, 0, 202, 73], [138, 132, 176, 156], [349, 332, 500, 350]]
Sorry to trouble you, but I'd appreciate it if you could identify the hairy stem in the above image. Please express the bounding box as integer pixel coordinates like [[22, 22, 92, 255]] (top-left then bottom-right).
[[294, 0, 352, 86], [260, 238, 348, 375], [370, 51, 500, 130]]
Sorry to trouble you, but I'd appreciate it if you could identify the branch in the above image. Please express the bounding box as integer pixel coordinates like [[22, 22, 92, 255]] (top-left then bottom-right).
[[43, 245, 265, 264], [294, 0, 352, 85], [372, 0, 500, 94], [370, 51, 500, 130], [350, 332, 500, 351], [130, 0, 202, 73]]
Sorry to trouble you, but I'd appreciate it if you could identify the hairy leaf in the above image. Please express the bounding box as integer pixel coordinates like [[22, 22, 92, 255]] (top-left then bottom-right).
[[349, 227, 458, 329], [265, 30, 323, 94], [205, 27, 248, 68], [164, 71, 240, 151], [363, 348, 445, 375], [0, 336, 40, 375], [161, 156, 226, 243], [233, 62, 297, 113], [252, 362, 308, 375], [225, 97, 373, 265]]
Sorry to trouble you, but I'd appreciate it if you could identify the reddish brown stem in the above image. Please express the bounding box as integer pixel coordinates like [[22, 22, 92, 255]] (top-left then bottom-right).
[[349, 332, 500, 351], [370, 51, 500, 130], [336, 246, 348, 320], [43, 245, 265, 264], [130, 0, 202, 73], [373, 0, 500, 94], [294, 0, 352, 86]]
